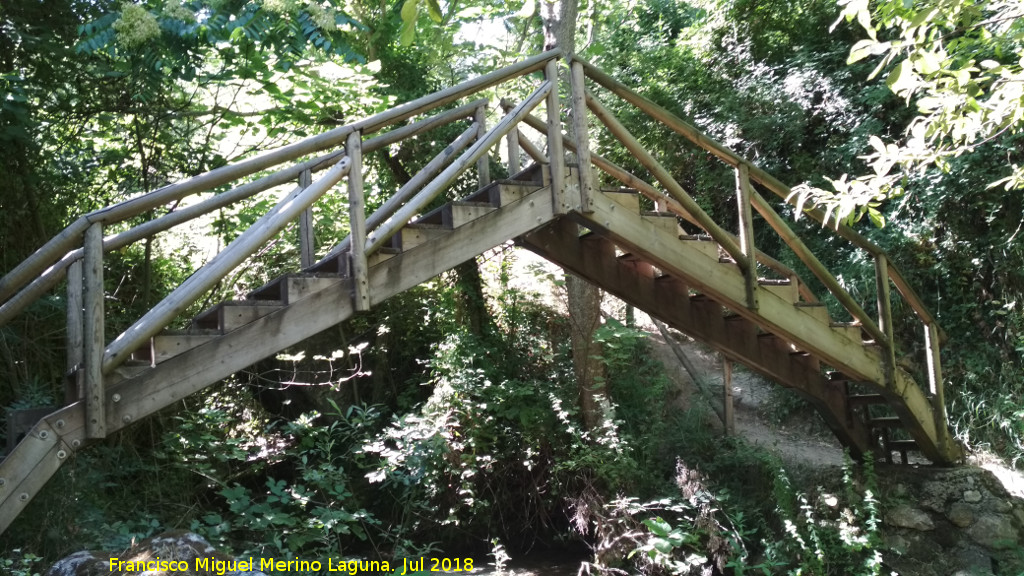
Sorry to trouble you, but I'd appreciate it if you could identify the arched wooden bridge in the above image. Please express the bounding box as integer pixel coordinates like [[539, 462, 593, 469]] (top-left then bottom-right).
[[0, 50, 962, 535]]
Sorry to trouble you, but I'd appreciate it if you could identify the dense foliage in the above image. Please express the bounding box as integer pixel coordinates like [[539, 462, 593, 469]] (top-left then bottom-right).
[[2, 0, 1023, 573]]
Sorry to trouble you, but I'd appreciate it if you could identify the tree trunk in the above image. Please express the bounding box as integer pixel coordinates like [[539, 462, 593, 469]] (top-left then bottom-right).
[[542, 0, 605, 430]]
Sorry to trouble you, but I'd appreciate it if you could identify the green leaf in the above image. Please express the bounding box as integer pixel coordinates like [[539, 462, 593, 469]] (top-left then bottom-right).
[[425, 0, 442, 23], [643, 517, 672, 537], [886, 59, 917, 96], [847, 39, 877, 64]]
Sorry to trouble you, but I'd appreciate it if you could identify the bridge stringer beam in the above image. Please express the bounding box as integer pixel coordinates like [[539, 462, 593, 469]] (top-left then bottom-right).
[[518, 218, 874, 457]]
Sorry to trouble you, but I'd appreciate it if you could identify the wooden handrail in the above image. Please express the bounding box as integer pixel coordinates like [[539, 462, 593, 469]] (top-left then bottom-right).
[[367, 79, 554, 254], [0, 51, 558, 309], [751, 191, 887, 345], [584, 90, 751, 274], [102, 159, 352, 374], [514, 110, 817, 301], [572, 52, 944, 342]]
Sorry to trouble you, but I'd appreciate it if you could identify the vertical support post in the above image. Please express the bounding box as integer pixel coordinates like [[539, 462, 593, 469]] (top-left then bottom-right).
[[83, 222, 106, 439], [298, 169, 315, 269], [347, 131, 369, 312], [735, 163, 758, 310], [875, 254, 896, 387], [66, 259, 84, 404], [475, 105, 491, 188], [925, 323, 948, 429], [568, 59, 594, 212], [544, 58, 566, 213], [723, 359, 735, 435], [507, 128, 522, 176]]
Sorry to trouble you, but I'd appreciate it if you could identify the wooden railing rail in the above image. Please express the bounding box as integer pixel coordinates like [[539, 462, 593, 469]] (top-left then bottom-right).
[[512, 108, 817, 301], [0, 99, 487, 327], [102, 159, 352, 374], [571, 54, 943, 341], [0, 49, 558, 311], [570, 52, 944, 392], [367, 80, 554, 254]]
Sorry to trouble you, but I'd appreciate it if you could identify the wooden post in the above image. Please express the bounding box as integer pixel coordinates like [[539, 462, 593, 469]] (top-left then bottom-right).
[[723, 359, 735, 435], [925, 323, 948, 429], [299, 169, 315, 269], [544, 58, 566, 213], [83, 223, 105, 439], [507, 128, 522, 175], [66, 259, 84, 404], [475, 106, 491, 188], [568, 59, 594, 212], [347, 131, 369, 312], [875, 254, 896, 387], [735, 163, 757, 310]]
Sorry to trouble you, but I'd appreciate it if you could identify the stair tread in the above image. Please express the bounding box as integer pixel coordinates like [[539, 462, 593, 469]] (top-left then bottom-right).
[[869, 416, 903, 427], [848, 394, 887, 405]]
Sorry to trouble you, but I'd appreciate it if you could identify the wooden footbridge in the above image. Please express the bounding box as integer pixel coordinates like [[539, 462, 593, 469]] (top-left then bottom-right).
[[0, 50, 962, 534]]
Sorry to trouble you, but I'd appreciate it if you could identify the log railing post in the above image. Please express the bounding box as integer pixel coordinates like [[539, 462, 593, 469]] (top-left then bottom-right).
[[66, 259, 84, 404], [568, 59, 594, 212], [347, 131, 369, 312], [83, 223, 106, 438], [925, 322, 948, 430], [298, 169, 315, 269], [723, 359, 735, 435], [475, 105, 491, 188], [735, 163, 758, 310], [544, 58, 566, 212], [875, 254, 896, 387], [507, 127, 522, 175]]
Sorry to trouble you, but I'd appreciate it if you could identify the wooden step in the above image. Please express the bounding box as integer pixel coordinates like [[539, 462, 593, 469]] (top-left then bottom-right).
[[758, 278, 798, 303], [132, 331, 220, 365], [508, 162, 546, 184], [793, 302, 830, 324], [392, 223, 448, 251], [600, 187, 641, 213], [194, 300, 283, 331], [641, 211, 681, 236], [465, 180, 540, 207], [248, 275, 341, 304], [830, 322, 865, 342], [868, 416, 902, 428], [368, 247, 401, 266], [848, 394, 887, 406], [678, 235, 720, 259], [444, 201, 497, 228]]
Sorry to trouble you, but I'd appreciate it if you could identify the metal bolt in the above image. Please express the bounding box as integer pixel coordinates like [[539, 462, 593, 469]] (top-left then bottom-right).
[[57, 450, 67, 459], [122, 415, 132, 423], [38, 430, 48, 440], [112, 393, 121, 403], [71, 439, 81, 448], [55, 419, 65, 429], [0, 478, 6, 487], [18, 493, 28, 502]]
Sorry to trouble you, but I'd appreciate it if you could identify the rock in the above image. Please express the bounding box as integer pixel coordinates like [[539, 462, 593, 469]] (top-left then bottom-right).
[[966, 514, 1020, 550], [947, 503, 975, 528], [45, 531, 265, 576], [950, 544, 994, 575], [885, 505, 935, 531], [963, 490, 983, 503]]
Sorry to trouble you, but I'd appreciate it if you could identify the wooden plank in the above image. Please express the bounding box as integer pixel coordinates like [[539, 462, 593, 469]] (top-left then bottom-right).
[[102, 159, 351, 374], [347, 132, 369, 312], [395, 224, 449, 250], [793, 302, 830, 325], [602, 189, 641, 213], [248, 275, 341, 304], [140, 334, 219, 365], [0, 433, 71, 535], [925, 323, 947, 430], [195, 302, 284, 332], [569, 60, 594, 212], [640, 212, 680, 236], [83, 223, 105, 439], [298, 170, 315, 268], [759, 279, 798, 304]]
